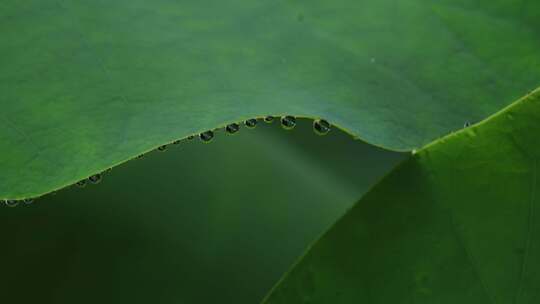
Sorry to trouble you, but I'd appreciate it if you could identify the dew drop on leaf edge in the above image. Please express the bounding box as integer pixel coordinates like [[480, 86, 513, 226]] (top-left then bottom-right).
[[226, 123, 240, 134], [244, 118, 258, 129], [89, 173, 102, 184], [281, 115, 297, 130], [313, 119, 331, 135], [200, 130, 214, 143], [157, 145, 167, 152], [5, 200, 19, 207], [76, 180, 87, 188], [264, 116, 274, 123]]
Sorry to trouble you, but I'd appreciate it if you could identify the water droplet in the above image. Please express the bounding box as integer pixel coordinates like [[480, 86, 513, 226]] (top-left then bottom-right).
[[76, 180, 87, 188], [157, 145, 167, 152], [89, 173, 102, 184], [264, 116, 274, 123], [226, 123, 240, 134], [105, 168, 112, 173], [137, 154, 145, 159], [173, 140, 181, 145], [199, 130, 214, 143], [5, 200, 19, 207], [464, 122, 471, 128], [244, 119, 258, 129], [23, 198, 34, 205], [187, 135, 195, 140], [313, 119, 331, 135], [281, 116, 296, 130]]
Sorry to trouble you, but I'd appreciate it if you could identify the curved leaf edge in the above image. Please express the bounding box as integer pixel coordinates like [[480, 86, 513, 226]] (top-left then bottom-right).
[[2, 113, 401, 202], [6, 84, 538, 202]]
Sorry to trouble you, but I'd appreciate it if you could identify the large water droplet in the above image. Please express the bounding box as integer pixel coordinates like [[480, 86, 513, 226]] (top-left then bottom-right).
[[264, 116, 274, 123], [76, 180, 87, 188], [5, 200, 19, 207], [89, 173, 102, 184], [200, 130, 214, 143], [281, 116, 296, 130], [23, 198, 34, 205], [313, 119, 331, 135], [226, 123, 240, 134], [157, 145, 167, 152], [244, 119, 258, 129]]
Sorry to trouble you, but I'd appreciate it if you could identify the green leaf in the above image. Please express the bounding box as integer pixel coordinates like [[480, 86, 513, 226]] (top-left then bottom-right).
[[263, 88, 540, 303], [2, 0, 539, 198]]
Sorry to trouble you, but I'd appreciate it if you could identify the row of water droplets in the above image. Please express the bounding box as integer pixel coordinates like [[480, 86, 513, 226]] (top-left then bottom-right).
[[3, 170, 107, 208], [4, 116, 331, 207], [150, 116, 331, 149]]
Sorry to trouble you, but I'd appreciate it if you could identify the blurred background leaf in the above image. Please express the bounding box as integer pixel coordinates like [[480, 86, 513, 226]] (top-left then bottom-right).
[[0, 121, 404, 303]]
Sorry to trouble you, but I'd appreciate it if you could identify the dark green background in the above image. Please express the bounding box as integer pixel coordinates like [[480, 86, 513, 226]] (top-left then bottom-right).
[[0, 120, 403, 303]]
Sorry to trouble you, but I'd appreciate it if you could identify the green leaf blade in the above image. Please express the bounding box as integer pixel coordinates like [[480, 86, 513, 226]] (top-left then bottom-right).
[[2, 0, 540, 198]]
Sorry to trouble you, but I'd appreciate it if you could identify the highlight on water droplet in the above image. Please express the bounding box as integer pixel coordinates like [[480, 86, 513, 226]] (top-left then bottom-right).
[[157, 145, 168, 152], [23, 198, 34, 205], [89, 173, 102, 184], [226, 123, 240, 135], [5, 200, 19, 207], [281, 115, 296, 130], [264, 116, 274, 123], [244, 118, 258, 129], [76, 180, 87, 188], [199, 130, 214, 143], [313, 119, 331, 135]]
